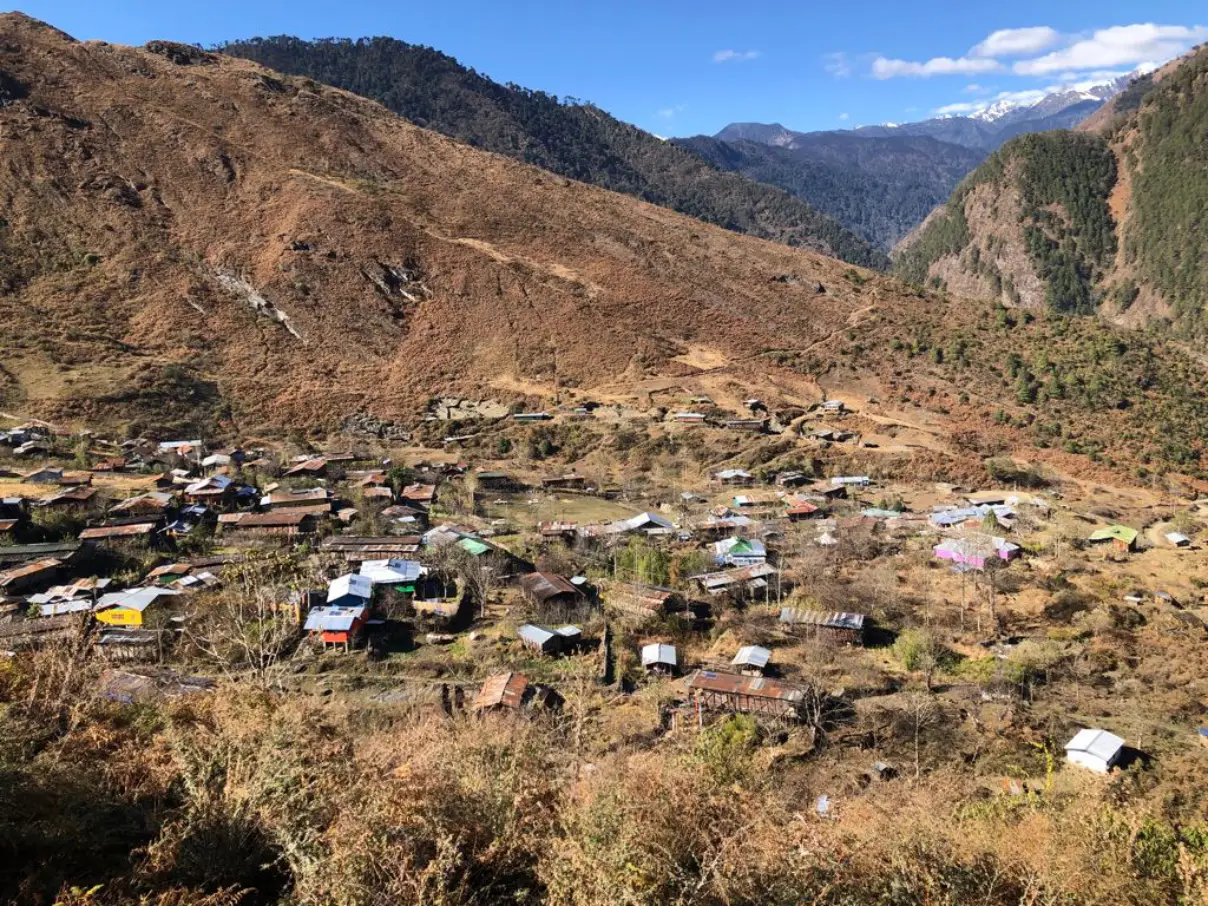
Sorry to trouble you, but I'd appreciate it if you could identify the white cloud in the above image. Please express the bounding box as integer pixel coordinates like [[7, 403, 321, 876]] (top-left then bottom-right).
[[971, 26, 1061, 58], [713, 49, 760, 63], [822, 51, 852, 77], [962, 83, 990, 94], [1014, 24, 1208, 75], [872, 55, 1001, 79], [837, 112, 850, 120], [655, 104, 686, 119]]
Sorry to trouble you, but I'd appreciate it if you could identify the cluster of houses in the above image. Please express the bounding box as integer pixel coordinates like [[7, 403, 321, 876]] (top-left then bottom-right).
[[2, 421, 1190, 769]]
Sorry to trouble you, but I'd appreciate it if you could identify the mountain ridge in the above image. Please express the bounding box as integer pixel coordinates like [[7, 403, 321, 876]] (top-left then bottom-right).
[[217, 35, 886, 269]]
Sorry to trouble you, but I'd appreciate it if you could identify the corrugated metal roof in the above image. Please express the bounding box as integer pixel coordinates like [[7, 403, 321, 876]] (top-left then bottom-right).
[[303, 604, 367, 632], [518, 624, 557, 646], [474, 672, 529, 709], [79, 522, 157, 540], [686, 670, 805, 703], [327, 573, 373, 603], [521, 572, 579, 602], [779, 607, 865, 631], [732, 645, 771, 668], [228, 510, 315, 528], [359, 559, 424, 585], [0, 557, 62, 587], [95, 587, 181, 613], [641, 643, 677, 667], [1065, 728, 1124, 761]]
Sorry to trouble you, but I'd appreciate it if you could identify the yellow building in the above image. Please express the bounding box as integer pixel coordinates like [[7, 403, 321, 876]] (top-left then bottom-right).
[[93, 587, 181, 628]]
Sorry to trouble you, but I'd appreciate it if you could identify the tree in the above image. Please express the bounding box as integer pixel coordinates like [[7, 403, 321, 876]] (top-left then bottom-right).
[[185, 552, 308, 687]]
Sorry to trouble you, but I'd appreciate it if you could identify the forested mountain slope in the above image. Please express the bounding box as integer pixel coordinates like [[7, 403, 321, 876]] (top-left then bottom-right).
[[218, 35, 885, 268], [677, 133, 985, 251], [894, 45, 1208, 342]]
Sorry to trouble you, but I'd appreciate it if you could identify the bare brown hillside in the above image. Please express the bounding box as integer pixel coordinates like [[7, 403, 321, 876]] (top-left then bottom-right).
[[0, 13, 889, 433]]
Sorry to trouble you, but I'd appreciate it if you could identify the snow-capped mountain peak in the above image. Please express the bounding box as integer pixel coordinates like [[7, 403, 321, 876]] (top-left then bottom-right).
[[971, 99, 1020, 123]]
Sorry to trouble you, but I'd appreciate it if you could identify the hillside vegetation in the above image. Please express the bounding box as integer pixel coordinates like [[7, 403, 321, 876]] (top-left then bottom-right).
[[895, 45, 1208, 342], [895, 132, 1117, 315], [218, 36, 885, 269], [677, 133, 985, 251], [1121, 48, 1208, 334]]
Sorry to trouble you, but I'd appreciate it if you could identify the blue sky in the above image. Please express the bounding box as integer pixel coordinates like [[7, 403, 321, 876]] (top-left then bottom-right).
[[8, 1, 1207, 135]]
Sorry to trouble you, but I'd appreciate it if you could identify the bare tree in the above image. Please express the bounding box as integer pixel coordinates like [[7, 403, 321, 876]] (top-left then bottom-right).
[[184, 552, 307, 687]]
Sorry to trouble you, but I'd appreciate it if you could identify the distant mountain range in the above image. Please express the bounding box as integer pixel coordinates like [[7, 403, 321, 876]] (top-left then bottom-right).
[[683, 78, 1134, 250]]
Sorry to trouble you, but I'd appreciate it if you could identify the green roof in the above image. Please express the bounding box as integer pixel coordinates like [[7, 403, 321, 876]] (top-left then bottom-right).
[[1089, 525, 1138, 544], [458, 537, 491, 557]]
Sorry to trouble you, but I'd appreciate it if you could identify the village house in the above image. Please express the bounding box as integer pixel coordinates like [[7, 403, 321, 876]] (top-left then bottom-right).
[[0, 540, 82, 568], [830, 475, 871, 489], [359, 559, 425, 592], [303, 604, 368, 650], [396, 483, 435, 507], [94, 587, 182, 628], [517, 623, 581, 656], [779, 607, 866, 645], [641, 642, 678, 675], [36, 486, 99, 510], [1064, 728, 1125, 774], [520, 572, 584, 610], [111, 491, 177, 517], [78, 521, 161, 548], [1089, 525, 1139, 554], [538, 520, 579, 542], [712, 536, 767, 567], [283, 457, 328, 478], [473, 672, 529, 712], [475, 470, 518, 491], [685, 670, 807, 721], [220, 510, 318, 538], [607, 581, 685, 621], [691, 562, 777, 598], [261, 487, 333, 510], [321, 536, 423, 562], [0, 557, 65, 595], [1166, 531, 1191, 548], [731, 645, 772, 676], [541, 473, 586, 491], [933, 535, 1021, 571], [581, 511, 676, 539], [712, 468, 753, 486], [183, 475, 236, 506], [785, 497, 822, 521], [326, 573, 374, 609], [672, 411, 706, 424], [775, 471, 811, 488]]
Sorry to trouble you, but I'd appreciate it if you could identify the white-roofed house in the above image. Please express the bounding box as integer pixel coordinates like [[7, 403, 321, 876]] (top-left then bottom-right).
[[327, 573, 373, 608], [731, 644, 772, 676], [1064, 728, 1125, 774], [641, 642, 678, 675]]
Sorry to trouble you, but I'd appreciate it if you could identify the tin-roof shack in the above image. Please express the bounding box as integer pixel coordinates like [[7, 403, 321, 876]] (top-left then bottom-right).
[[731, 645, 772, 675], [1065, 728, 1125, 773], [608, 582, 684, 620], [517, 623, 581, 656], [520, 572, 583, 608], [685, 670, 807, 721], [779, 607, 866, 644], [221, 510, 318, 536], [321, 536, 423, 561], [641, 642, 678, 674]]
